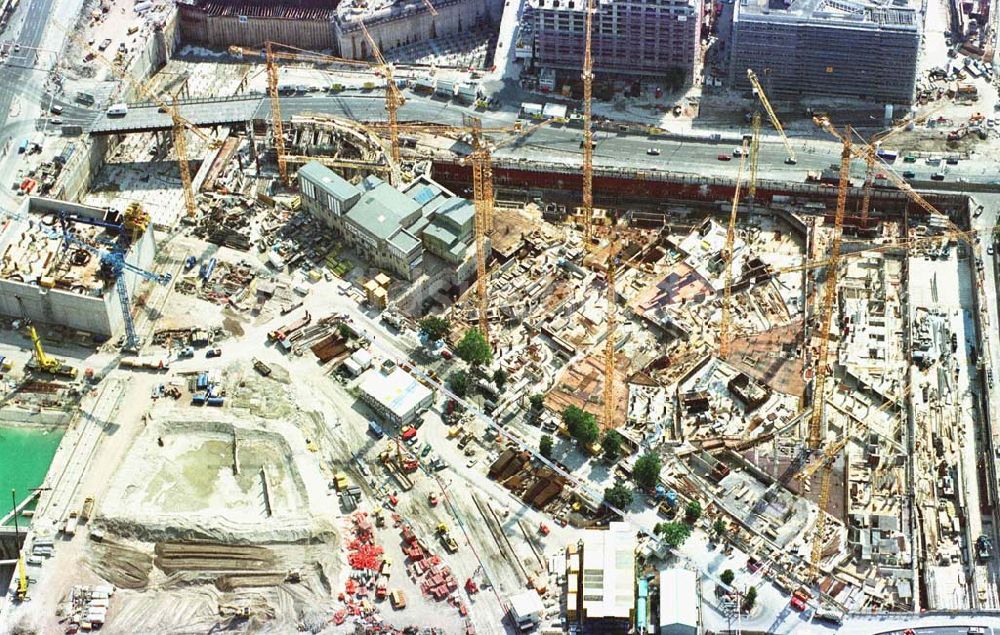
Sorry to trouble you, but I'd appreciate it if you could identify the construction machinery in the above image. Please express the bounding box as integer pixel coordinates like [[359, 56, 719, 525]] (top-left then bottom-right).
[[813, 116, 972, 246], [746, 69, 796, 165], [359, 23, 405, 170], [55, 20, 217, 218], [719, 136, 751, 359], [27, 325, 77, 378], [800, 133, 853, 581], [436, 522, 459, 553], [229, 42, 389, 186], [581, 0, 596, 250], [469, 118, 492, 342]]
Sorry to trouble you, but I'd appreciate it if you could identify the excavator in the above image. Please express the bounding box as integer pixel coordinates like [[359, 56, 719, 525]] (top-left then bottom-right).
[[26, 325, 77, 378]]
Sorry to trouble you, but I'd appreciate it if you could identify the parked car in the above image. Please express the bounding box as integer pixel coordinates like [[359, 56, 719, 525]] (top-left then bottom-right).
[[902, 171, 916, 179], [206, 348, 222, 358], [646, 147, 661, 156], [931, 172, 945, 181], [717, 154, 731, 161]]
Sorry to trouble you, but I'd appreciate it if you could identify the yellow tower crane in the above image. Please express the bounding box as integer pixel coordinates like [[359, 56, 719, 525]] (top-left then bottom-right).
[[581, 0, 596, 250], [359, 22, 406, 170], [469, 118, 492, 343], [57, 20, 219, 218], [746, 69, 796, 165], [806, 129, 852, 451], [747, 113, 762, 200], [719, 136, 751, 359], [230, 42, 379, 187]]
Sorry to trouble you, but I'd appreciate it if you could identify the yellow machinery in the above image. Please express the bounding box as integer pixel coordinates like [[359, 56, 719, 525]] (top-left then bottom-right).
[[359, 22, 406, 170], [229, 42, 390, 186], [581, 0, 596, 250], [27, 325, 77, 378], [54, 19, 218, 218], [719, 136, 751, 359], [746, 69, 796, 165]]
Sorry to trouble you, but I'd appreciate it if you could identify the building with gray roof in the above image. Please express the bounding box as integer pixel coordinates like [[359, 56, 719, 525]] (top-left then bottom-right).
[[729, 0, 921, 104], [298, 162, 479, 280]]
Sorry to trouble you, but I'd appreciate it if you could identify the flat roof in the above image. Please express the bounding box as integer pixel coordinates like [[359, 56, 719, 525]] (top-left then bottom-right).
[[581, 522, 636, 619], [659, 568, 698, 629], [358, 366, 432, 420], [737, 0, 917, 27], [299, 161, 360, 202], [346, 180, 422, 242]]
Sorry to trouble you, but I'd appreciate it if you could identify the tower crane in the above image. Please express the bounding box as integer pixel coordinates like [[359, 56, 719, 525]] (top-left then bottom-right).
[[603, 226, 618, 429], [581, 0, 596, 250], [747, 112, 762, 200], [857, 103, 947, 225], [746, 69, 796, 165], [807, 130, 852, 451], [229, 42, 380, 186], [469, 118, 492, 343], [799, 132, 852, 581], [55, 20, 218, 218], [719, 136, 750, 359], [359, 22, 406, 170], [813, 116, 973, 247]]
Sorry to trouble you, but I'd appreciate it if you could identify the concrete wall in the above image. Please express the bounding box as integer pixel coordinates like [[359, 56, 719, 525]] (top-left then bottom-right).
[[179, 5, 336, 51], [335, 0, 498, 59], [0, 198, 157, 338]]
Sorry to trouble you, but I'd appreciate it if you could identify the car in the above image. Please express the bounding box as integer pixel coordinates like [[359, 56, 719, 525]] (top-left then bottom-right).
[[441, 349, 453, 360], [902, 170, 916, 179], [206, 348, 222, 358], [903, 155, 917, 163], [579, 140, 596, 149], [931, 172, 945, 181], [465, 458, 479, 469], [646, 147, 661, 156], [98, 38, 112, 51], [989, 245, 995, 256], [732, 147, 744, 158], [717, 154, 731, 161], [50, 104, 63, 115], [50, 118, 62, 125], [784, 157, 797, 165], [946, 157, 960, 165]]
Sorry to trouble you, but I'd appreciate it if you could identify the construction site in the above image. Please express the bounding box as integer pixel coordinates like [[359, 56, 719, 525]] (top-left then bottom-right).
[[5, 0, 1000, 631]]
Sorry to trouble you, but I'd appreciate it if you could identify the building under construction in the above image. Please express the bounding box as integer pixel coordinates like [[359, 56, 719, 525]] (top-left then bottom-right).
[[0, 197, 156, 338]]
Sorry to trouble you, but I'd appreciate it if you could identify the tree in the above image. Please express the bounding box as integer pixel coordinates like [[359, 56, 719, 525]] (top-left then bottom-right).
[[540, 434, 554, 459], [712, 517, 727, 539], [664, 66, 686, 92], [654, 521, 690, 548], [633, 452, 662, 490], [601, 430, 623, 461], [742, 586, 758, 611], [720, 569, 735, 586], [493, 369, 508, 391], [455, 328, 492, 367], [447, 370, 469, 397], [529, 394, 545, 411], [562, 406, 591, 436], [418, 316, 451, 341], [685, 500, 703, 525], [604, 481, 634, 509]]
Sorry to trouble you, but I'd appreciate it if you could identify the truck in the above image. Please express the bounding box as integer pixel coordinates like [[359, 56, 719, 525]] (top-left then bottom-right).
[[63, 511, 79, 536], [106, 103, 128, 117], [80, 497, 94, 523], [390, 589, 406, 609], [252, 358, 272, 376], [268, 311, 312, 341]]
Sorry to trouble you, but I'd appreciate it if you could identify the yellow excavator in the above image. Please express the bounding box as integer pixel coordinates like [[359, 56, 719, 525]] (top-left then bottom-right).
[[27, 325, 77, 378]]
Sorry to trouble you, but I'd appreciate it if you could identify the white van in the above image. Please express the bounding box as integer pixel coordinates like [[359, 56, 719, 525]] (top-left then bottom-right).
[[106, 103, 128, 117]]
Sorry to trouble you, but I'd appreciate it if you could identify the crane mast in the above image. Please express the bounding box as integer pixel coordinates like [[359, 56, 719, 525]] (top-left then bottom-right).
[[581, 0, 595, 250], [807, 131, 852, 450], [720, 137, 750, 359], [470, 119, 492, 343], [603, 232, 617, 428], [265, 42, 290, 187], [360, 22, 405, 169]]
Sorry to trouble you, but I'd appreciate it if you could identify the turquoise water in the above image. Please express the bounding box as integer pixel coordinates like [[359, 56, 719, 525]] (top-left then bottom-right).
[[0, 425, 64, 526]]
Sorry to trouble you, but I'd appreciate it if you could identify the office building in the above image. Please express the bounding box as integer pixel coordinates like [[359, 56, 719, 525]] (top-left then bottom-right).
[[530, 0, 701, 81], [729, 0, 921, 104]]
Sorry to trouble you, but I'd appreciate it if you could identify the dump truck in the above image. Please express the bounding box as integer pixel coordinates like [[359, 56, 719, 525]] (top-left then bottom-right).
[[436, 523, 459, 553], [80, 497, 94, 523]]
